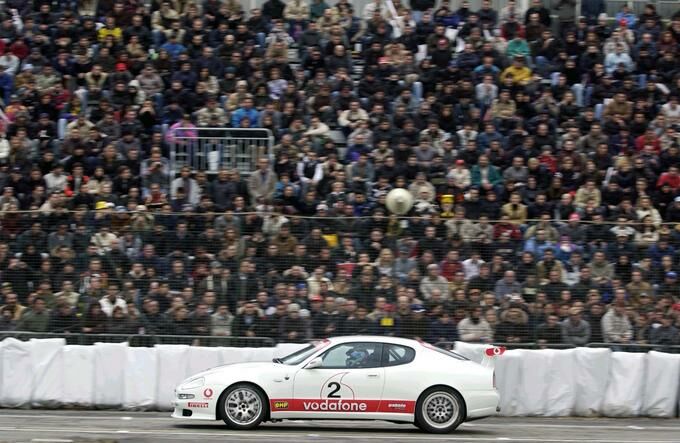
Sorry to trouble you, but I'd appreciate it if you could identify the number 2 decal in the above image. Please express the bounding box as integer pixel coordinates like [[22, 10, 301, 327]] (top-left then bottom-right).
[[327, 382, 341, 398]]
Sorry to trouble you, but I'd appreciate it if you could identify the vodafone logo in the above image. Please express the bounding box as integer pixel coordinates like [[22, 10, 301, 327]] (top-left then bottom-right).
[[485, 346, 506, 357], [302, 400, 368, 412], [203, 388, 213, 399]]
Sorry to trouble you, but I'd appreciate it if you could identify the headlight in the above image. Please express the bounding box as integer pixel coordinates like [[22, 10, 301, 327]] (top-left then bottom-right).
[[180, 377, 205, 390], [178, 393, 195, 399]]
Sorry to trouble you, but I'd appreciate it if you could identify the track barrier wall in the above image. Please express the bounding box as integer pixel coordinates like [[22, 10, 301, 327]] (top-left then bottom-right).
[[1, 338, 679, 417]]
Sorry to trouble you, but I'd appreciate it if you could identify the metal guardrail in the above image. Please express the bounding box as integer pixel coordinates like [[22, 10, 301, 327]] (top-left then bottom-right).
[[3, 333, 678, 352], [168, 127, 274, 177], [0, 331, 276, 347], [585, 342, 680, 353], [434, 341, 680, 353]]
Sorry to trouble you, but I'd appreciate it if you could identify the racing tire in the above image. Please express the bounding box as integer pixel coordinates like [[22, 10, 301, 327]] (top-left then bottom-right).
[[219, 383, 268, 430], [414, 386, 465, 434]]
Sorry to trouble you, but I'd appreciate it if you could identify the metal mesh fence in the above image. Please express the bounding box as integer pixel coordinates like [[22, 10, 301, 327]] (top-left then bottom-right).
[[0, 211, 679, 348]]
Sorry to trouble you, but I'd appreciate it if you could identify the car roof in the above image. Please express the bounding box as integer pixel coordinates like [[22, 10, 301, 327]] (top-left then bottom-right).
[[325, 335, 422, 347]]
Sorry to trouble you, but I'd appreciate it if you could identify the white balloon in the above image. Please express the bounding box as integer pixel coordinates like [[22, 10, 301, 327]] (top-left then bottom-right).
[[385, 188, 414, 215]]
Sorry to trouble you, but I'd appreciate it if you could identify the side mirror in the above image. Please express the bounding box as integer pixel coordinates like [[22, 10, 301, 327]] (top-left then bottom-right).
[[305, 357, 322, 369]]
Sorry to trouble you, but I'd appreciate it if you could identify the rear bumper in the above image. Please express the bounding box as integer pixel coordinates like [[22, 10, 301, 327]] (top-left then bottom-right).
[[465, 389, 500, 420]]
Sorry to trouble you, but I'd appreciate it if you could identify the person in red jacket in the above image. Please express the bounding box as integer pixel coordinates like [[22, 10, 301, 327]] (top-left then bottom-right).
[[635, 128, 661, 153], [64, 163, 89, 197], [657, 165, 680, 190]]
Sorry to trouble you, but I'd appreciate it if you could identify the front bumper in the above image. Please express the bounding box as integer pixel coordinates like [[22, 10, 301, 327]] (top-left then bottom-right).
[[171, 387, 219, 420]]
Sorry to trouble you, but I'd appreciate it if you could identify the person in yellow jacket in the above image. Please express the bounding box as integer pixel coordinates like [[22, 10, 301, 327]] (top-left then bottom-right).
[[500, 55, 533, 86], [98, 16, 123, 43]]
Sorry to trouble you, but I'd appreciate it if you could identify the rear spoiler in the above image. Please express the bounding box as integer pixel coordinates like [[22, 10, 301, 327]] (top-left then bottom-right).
[[481, 346, 506, 369]]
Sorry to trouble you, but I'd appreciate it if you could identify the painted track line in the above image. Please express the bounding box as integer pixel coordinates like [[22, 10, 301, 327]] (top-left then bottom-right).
[[0, 427, 677, 443]]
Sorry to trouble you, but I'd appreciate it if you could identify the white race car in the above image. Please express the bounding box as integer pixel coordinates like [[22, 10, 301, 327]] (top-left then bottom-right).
[[172, 336, 500, 433]]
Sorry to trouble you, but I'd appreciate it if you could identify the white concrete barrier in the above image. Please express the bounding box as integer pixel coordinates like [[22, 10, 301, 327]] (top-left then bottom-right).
[[0, 339, 678, 417]]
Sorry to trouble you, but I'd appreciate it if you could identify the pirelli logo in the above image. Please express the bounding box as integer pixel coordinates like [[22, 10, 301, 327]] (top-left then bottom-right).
[[187, 402, 209, 408], [274, 401, 289, 409]]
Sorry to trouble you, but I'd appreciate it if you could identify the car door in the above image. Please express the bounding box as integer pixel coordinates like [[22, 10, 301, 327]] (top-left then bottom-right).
[[380, 343, 418, 414], [289, 342, 385, 418]]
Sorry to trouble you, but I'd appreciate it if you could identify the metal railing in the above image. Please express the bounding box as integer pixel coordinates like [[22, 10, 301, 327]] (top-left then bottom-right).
[[168, 127, 274, 177], [0, 331, 276, 348], [434, 341, 680, 353]]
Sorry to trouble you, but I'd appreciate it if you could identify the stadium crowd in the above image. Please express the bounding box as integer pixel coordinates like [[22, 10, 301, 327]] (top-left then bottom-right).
[[0, 0, 679, 349]]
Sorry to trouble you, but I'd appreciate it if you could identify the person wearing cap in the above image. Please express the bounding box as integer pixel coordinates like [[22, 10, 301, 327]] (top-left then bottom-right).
[[658, 272, 680, 299], [447, 160, 471, 194], [602, 301, 633, 347]]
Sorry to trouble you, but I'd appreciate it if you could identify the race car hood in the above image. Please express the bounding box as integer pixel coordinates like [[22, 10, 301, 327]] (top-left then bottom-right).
[[199, 361, 278, 376]]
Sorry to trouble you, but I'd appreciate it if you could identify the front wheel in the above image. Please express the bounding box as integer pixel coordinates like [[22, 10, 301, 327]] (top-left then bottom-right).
[[415, 387, 465, 433], [220, 383, 268, 430]]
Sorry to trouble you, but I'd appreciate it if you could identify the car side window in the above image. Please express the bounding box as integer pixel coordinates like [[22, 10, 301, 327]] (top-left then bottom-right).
[[320, 342, 383, 369], [382, 344, 416, 367]]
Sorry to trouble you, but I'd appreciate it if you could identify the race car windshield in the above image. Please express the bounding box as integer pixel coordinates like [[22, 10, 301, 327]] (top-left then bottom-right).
[[276, 343, 320, 365]]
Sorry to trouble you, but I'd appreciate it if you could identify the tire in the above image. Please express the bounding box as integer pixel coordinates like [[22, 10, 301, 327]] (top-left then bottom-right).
[[219, 383, 268, 430], [414, 386, 465, 434]]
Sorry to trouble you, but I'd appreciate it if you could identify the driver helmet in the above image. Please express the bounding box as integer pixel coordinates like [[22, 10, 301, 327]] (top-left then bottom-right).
[[346, 347, 370, 367]]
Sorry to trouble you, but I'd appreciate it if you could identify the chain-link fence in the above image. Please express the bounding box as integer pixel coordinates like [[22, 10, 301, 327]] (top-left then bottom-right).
[[0, 210, 679, 348]]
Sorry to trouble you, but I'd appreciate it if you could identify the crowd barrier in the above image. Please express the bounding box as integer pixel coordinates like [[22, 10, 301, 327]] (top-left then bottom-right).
[[1, 338, 679, 417], [454, 342, 680, 418]]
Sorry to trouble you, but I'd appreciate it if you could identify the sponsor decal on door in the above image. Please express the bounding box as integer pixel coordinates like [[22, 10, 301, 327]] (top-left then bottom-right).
[[270, 399, 415, 413]]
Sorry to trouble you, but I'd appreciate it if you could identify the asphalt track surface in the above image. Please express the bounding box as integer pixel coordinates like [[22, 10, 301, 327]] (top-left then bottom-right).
[[0, 410, 679, 443]]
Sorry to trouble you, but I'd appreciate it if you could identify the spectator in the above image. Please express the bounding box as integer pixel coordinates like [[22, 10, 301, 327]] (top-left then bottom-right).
[[81, 303, 108, 334], [649, 314, 679, 346], [48, 302, 81, 333], [211, 305, 234, 337], [561, 307, 591, 346], [99, 283, 128, 317], [602, 301, 633, 346], [494, 270, 522, 301], [232, 302, 263, 337], [495, 306, 530, 343], [0, 305, 16, 330], [535, 314, 563, 345], [16, 298, 50, 332], [457, 306, 493, 343], [0, 0, 675, 352]]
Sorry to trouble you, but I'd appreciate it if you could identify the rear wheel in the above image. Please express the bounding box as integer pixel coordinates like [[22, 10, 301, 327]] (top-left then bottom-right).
[[219, 383, 268, 430], [415, 387, 465, 433]]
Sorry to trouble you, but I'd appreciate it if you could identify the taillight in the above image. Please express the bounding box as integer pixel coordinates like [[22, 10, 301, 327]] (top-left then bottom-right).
[[493, 371, 496, 389]]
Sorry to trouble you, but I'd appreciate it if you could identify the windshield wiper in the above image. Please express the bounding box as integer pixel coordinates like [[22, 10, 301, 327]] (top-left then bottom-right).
[[272, 358, 283, 364]]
